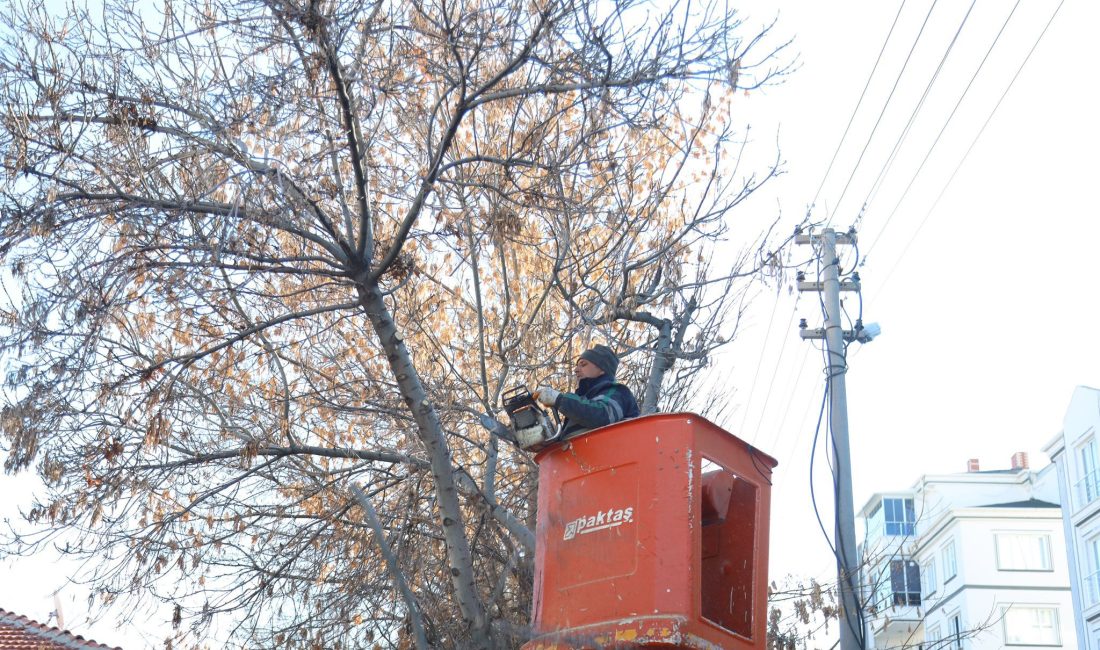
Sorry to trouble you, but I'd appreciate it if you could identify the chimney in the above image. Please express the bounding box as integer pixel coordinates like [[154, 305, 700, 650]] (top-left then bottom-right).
[[967, 458, 980, 472], [1011, 451, 1029, 471], [52, 591, 64, 630]]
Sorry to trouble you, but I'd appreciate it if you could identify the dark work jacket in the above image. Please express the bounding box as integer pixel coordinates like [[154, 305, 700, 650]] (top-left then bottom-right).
[[555, 374, 640, 439]]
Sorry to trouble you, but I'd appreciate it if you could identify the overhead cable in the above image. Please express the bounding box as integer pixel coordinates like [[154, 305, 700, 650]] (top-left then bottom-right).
[[867, 0, 1064, 303], [863, 0, 1024, 259], [861, 0, 980, 219], [828, 0, 942, 224], [810, 0, 909, 215]]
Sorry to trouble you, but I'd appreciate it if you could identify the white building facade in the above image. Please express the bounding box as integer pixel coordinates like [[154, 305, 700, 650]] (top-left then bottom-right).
[[858, 458, 1075, 649], [1044, 385, 1100, 648]]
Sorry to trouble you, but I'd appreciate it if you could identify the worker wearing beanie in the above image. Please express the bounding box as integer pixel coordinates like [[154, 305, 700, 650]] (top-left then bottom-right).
[[534, 344, 640, 438]]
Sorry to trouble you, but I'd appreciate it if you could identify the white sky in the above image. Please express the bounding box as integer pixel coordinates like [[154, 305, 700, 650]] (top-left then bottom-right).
[[3, 0, 1099, 647], [722, 0, 1100, 605]]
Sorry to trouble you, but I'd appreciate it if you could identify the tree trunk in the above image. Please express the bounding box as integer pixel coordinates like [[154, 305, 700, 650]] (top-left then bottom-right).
[[641, 320, 673, 414], [358, 283, 490, 648]]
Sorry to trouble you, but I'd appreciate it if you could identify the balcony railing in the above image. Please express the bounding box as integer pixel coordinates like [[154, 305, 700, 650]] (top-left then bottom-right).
[[1075, 470, 1100, 508], [1086, 569, 1100, 608], [866, 518, 918, 543]]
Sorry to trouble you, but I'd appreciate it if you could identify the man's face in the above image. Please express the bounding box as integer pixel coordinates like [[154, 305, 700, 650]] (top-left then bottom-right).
[[574, 357, 605, 380]]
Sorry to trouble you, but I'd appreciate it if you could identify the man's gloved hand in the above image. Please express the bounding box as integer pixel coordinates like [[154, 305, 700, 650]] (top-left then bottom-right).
[[533, 386, 560, 408]]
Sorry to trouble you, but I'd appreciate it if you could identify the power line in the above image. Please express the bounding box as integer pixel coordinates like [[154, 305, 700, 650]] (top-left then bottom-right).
[[757, 232, 859, 456], [740, 243, 819, 446], [808, 380, 834, 555], [859, 0, 979, 221], [751, 247, 841, 453], [828, 0, 942, 225], [759, 231, 859, 454], [810, 0, 909, 214], [764, 342, 812, 456], [867, 0, 1064, 305], [738, 287, 785, 438], [749, 293, 801, 445], [753, 3, 909, 458], [862, 0, 1023, 258]]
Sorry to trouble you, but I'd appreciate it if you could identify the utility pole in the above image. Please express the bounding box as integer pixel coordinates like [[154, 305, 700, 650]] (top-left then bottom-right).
[[797, 226, 872, 650]]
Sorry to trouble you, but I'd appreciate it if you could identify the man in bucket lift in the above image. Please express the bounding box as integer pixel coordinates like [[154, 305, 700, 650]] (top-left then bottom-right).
[[534, 344, 640, 438]]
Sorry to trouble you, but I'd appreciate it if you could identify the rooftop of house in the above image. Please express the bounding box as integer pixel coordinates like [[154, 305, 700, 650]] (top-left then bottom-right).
[[981, 498, 1060, 509], [0, 608, 123, 650], [857, 450, 1054, 518]]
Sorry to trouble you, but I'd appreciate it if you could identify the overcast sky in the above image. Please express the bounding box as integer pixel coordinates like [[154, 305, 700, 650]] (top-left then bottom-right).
[[3, 0, 1099, 647]]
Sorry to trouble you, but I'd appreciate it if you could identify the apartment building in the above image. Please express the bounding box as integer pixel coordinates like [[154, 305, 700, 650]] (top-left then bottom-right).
[[857, 456, 1075, 649], [1044, 384, 1100, 648]]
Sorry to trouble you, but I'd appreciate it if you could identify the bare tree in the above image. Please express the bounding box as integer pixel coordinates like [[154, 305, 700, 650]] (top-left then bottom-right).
[[0, 0, 792, 647]]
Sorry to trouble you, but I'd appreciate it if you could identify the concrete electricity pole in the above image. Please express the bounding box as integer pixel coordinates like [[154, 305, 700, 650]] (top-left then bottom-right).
[[796, 226, 875, 650]]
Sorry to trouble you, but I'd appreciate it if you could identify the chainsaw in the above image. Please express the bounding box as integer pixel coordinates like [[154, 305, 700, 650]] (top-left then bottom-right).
[[501, 385, 561, 452]]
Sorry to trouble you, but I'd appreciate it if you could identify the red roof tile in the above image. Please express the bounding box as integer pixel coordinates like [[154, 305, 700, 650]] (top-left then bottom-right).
[[0, 609, 123, 650]]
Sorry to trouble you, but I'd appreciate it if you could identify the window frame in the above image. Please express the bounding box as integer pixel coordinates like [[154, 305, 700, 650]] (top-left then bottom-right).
[[949, 611, 964, 650], [1086, 532, 1100, 607], [1077, 433, 1100, 506], [888, 557, 922, 606], [994, 532, 1053, 572], [942, 540, 958, 582], [922, 558, 938, 598], [869, 559, 893, 611], [925, 623, 941, 645], [883, 497, 917, 536], [1001, 605, 1060, 646]]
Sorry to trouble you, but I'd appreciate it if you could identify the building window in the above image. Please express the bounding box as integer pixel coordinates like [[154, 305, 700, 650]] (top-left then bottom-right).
[[889, 558, 921, 606], [922, 559, 938, 598], [943, 541, 958, 580], [1087, 534, 1100, 607], [950, 612, 964, 649], [995, 533, 1052, 571], [1002, 606, 1059, 645], [1078, 436, 1100, 506], [884, 497, 916, 536], [926, 624, 941, 645], [868, 560, 892, 611]]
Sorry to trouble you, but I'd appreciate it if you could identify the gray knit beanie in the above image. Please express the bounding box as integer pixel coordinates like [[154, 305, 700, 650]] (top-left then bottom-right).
[[580, 344, 618, 378]]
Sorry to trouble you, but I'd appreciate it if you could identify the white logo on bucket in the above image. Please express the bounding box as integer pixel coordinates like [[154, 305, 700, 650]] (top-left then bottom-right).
[[562, 507, 635, 540]]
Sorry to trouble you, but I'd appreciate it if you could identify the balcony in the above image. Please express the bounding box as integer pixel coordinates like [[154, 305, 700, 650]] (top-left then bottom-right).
[[864, 497, 917, 546], [864, 559, 922, 635], [868, 606, 923, 649], [1075, 470, 1100, 510], [1087, 569, 1100, 609]]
